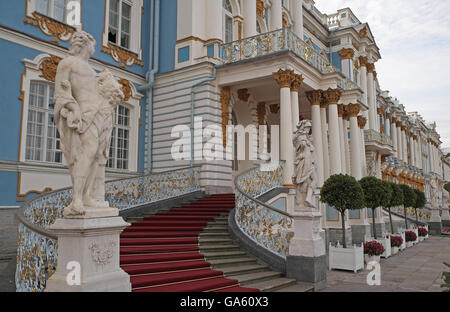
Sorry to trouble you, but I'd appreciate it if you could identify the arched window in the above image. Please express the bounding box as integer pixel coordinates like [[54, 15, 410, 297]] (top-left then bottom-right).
[[223, 0, 234, 43]]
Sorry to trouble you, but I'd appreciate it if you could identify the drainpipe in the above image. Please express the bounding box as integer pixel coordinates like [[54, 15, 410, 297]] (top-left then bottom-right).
[[139, 0, 160, 173], [190, 66, 217, 167]]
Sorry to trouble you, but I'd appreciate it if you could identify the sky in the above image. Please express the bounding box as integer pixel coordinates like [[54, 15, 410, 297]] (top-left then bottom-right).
[[314, 0, 450, 148]]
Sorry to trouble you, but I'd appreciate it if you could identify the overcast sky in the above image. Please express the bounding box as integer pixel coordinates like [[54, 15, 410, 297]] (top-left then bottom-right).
[[315, 0, 450, 148]]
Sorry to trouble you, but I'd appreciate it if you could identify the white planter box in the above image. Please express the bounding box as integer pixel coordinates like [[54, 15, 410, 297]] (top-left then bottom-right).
[[406, 241, 414, 248], [419, 236, 424, 242], [364, 254, 381, 264], [413, 228, 419, 243], [392, 246, 399, 255], [329, 243, 364, 273], [397, 232, 406, 251], [375, 237, 391, 258]]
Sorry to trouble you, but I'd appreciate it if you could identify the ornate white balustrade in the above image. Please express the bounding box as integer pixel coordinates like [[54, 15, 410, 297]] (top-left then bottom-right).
[[16, 166, 201, 292], [234, 164, 294, 259], [364, 129, 393, 147]]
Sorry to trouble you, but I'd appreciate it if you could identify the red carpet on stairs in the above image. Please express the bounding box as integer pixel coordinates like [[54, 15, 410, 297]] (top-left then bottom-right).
[[119, 194, 259, 292]]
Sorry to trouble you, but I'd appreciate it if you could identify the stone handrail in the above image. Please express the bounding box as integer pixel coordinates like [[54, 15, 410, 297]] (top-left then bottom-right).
[[234, 163, 294, 259], [15, 166, 202, 292]]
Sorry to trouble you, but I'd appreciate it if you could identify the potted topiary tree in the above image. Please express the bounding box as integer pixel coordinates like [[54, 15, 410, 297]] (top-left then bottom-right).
[[412, 189, 426, 226], [400, 184, 416, 230], [385, 182, 404, 234], [359, 177, 389, 239], [321, 174, 365, 272]]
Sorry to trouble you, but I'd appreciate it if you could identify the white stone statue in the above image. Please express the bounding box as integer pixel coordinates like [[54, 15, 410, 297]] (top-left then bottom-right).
[[54, 31, 124, 217], [292, 120, 317, 210], [430, 178, 439, 208]]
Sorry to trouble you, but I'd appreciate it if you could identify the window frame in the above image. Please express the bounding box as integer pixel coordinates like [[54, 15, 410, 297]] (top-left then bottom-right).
[[108, 0, 132, 50], [102, 0, 143, 58], [33, 0, 68, 23], [107, 104, 132, 170], [223, 0, 234, 43]]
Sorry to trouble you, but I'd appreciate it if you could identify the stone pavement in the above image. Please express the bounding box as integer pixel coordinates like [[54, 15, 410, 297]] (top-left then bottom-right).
[[320, 236, 450, 292]]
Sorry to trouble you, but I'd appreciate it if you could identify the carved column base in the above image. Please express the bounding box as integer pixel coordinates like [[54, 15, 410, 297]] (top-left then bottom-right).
[[287, 210, 327, 290], [45, 216, 131, 292]]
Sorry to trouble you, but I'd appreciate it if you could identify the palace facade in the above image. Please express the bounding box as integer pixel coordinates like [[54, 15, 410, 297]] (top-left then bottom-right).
[[0, 0, 449, 239]]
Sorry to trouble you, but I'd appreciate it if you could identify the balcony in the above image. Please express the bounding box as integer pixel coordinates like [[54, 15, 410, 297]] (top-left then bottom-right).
[[219, 28, 358, 91], [364, 129, 394, 156]]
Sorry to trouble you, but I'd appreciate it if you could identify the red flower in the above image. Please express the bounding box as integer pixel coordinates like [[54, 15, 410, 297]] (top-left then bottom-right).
[[418, 227, 428, 237], [405, 231, 417, 242], [364, 241, 385, 256], [390, 236, 403, 247]]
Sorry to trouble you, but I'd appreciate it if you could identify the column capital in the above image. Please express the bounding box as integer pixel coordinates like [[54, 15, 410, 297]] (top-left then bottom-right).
[[322, 88, 342, 105], [306, 90, 322, 106], [290, 74, 304, 92], [256, 0, 266, 18], [338, 104, 345, 117], [359, 56, 368, 67], [367, 63, 375, 73], [338, 48, 355, 60], [395, 121, 403, 128], [358, 116, 367, 129], [391, 117, 397, 124], [346, 103, 361, 118], [386, 113, 391, 119], [377, 107, 384, 115], [273, 69, 295, 88]]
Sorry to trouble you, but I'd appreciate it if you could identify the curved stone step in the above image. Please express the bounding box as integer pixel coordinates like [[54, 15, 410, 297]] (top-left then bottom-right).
[[207, 257, 257, 268], [202, 250, 247, 260], [244, 277, 297, 292], [220, 264, 269, 276], [233, 271, 282, 286]]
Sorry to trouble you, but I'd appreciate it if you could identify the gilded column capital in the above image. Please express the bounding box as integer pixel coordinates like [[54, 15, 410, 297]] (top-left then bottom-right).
[[346, 104, 361, 118], [386, 113, 391, 120], [338, 48, 355, 60], [306, 90, 322, 106], [391, 117, 397, 124], [359, 56, 368, 67], [377, 107, 384, 115], [273, 69, 295, 88], [395, 121, 403, 128], [367, 63, 375, 73], [357, 116, 367, 129], [322, 88, 342, 105], [338, 104, 345, 117], [290, 74, 304, 92], [354, 59, 360, 69], [256, 0, 266, 18]]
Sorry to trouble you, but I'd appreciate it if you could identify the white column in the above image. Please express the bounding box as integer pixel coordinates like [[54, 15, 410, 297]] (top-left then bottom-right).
[[402, 129, 408, 164], [359, 58, 369, 130], [359, 121, 367, 177], [428, 140, 433, 173], [343, 119, 351, 174], [243, 0, 257, 38], [325, 90, 342, 175], [274, 69, 294, 186], [391, 119, 398, 158], [397, 123, 403, 161], [293, 0, 304, 39], [320, 104, 330, 180], [411, 137, 416, 167], [367, 65, 376, 131], [207, 0, 223, 40], [349, 105, 362, 179], [271, 0, 283, 30], [385, 115, 391, 138], [307, 91, 324, 186], [290, 86, 300, 131], [338, 105, 346, 172]]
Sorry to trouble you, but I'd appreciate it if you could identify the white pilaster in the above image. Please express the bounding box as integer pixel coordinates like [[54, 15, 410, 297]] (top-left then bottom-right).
[[338, 106, 346, 173], [293, 0, 304, 39], [271, 0, 283, 30], [307, 91, 324, 186], [349, 105, 362, 179], [320, 104, 330, 180], [243, 0, 257, 38], [325, 90, 342, 175], [367, 70, 376, 130]]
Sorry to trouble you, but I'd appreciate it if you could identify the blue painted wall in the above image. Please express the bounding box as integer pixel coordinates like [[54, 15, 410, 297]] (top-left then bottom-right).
[[330, 51, 342, 72], [159, 0, 177, 74], [0, 171, 19, 206]]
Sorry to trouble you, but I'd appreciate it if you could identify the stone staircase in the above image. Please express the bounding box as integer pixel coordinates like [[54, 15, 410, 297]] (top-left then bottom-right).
[[124, 194, 299, 292]]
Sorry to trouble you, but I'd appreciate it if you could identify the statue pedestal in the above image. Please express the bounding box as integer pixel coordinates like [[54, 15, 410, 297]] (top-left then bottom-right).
[[441, 207, 450, 227], [45, 216, 131, 292], [287, 209, 327, 291], [428, 206, 442, 236]]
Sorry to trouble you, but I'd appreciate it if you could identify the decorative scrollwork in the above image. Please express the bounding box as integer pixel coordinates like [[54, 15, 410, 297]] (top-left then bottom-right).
[[101, 43, 144, 69], [26, 12, 76, 43]]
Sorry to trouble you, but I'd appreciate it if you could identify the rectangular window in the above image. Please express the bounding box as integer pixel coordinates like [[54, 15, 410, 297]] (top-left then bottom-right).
[[35, 0, 67, 23], [26, 82, 62, 164], [107, 105, 130, 170], [225, 15, 233, 43], [109, 0, 131, 49]]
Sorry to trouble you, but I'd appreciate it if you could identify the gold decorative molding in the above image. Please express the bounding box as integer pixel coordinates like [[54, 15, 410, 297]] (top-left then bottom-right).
[[391, 117, 397, 124], [237, 88, 250, 102], [238, 20, 243, 40], [306, 90, 322, 106], [270, 104, 280, 114], [358, 116, 367, 129], [39, 55, 62, 82], [354, 59, 360, 69], [25, 12, 76, 43], [101, 43, 144, 69], [290, 74, 304, 92], [256, 0, 266, 18], [338, 48, 354, 60], [322, 88, 342, 105], [359, 56, 368, 67], [386, 113, 391, 119], [346, 104, 361, 118], [377, 107, 384, 115], [338, 104, 345, 118], [221, 87, 231, 147], [367, 63, 375, 73], [118, 79, 132, 102], [257, 102, 266, 126], [273, 69, 295, 89], [282, 15, 289, 28], [359, 26, 368, 37]]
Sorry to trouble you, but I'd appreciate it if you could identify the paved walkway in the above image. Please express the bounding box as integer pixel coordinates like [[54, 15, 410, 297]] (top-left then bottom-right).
[[320, 236, 450, 292]]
